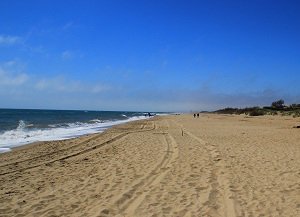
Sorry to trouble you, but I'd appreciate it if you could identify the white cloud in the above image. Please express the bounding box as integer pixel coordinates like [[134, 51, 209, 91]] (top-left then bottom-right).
[[35, 77, 81, 92], [0, 67, 29, 86], [0, 35, 21, 45], [3, 60, 17, 67], [1, 64, 298, 111], [35, 79, 49, 90], [0, 61, 109, 95], [35, 76, 109, 94], [91, 84, 111, 93]]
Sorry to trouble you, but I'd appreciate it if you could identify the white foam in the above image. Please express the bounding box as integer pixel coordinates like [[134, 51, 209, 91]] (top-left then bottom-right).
[[155, 113, 170, 116], [17, 120, 26, 130], [0, 147, 11, 153], [89, 119, 104, 123], [0, 116, 149, 153]]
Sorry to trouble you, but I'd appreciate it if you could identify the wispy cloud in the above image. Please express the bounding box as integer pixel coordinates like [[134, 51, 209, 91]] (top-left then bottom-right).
[[1, 60, 298, 111], [3, 60, 17, 67], [0, 35, 21, 45], [61, 50, 73, 60], [0, 61, 109, 95], [62, 22, 74, 31], [121, 85, 300, 112], [35, 76, 110, 94], [35, 76, 83, 92], [61, 50, 84, 60], [0, 67, 29, 86]]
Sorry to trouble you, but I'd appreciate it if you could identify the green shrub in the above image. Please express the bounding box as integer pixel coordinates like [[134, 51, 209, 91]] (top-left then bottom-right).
[[249, 110, 265, 116]]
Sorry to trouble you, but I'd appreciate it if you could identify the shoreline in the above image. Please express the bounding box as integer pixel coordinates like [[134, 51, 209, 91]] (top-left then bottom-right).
[[0, 115, 153, 154], [0, 117, 156, 166], [1, 114, 299, 216]]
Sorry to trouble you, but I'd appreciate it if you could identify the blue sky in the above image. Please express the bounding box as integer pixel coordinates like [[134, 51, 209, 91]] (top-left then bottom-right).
[[0, 0, 300, 112]]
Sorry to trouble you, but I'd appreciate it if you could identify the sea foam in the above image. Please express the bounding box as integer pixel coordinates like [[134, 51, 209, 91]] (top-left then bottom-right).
[[0, 116, 149, 153]]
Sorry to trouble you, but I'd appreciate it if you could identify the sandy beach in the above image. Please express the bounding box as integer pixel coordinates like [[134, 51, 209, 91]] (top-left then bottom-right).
[[0, 114, 299, 217]]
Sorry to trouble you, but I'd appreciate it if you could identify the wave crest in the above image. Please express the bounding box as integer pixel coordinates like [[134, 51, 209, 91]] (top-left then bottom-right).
[[0, 115, 150, 153]]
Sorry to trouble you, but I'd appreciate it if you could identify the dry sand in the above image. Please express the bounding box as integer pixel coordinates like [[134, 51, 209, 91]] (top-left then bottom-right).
[[0, 114, 299, 217]]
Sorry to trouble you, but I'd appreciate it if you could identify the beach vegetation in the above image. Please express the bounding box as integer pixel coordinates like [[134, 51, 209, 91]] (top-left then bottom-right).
[[249, 109, 265, 116], [271, 99, 285, 109], [213, 100, 300, 117]]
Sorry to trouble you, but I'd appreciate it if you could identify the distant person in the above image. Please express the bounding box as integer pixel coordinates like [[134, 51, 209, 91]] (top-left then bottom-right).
[[194, 114, 196, 118], [197, 113, 199, 118], [148, 112, 151, 117]]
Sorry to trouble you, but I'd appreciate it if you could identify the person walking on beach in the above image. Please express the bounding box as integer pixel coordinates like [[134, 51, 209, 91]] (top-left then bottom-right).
[[197, 113, 199, 118], [194, 114, 196, 118]]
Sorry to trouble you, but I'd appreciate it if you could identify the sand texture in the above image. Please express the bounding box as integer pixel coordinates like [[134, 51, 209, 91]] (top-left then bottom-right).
[[0, 114, 299, 216]]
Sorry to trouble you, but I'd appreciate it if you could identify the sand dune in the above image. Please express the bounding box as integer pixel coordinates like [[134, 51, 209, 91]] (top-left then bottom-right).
[[0, 114, 299, 216]]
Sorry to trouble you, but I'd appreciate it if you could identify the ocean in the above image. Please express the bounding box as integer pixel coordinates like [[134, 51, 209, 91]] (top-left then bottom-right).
[[0, 109, 156, 153]]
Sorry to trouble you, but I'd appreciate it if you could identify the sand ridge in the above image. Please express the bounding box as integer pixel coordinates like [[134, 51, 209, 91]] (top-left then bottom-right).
[[0, 114, 299, 216]]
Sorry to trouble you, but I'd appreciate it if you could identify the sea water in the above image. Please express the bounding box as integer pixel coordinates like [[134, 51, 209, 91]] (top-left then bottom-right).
[[0, 109, 156, 153]]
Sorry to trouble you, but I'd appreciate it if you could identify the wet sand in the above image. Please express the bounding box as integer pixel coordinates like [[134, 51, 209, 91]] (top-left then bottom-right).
[[0, 114, 299, 216]]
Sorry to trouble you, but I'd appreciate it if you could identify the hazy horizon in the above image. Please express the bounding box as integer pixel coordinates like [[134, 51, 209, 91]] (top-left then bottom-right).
[[1, 0, 300, 112]]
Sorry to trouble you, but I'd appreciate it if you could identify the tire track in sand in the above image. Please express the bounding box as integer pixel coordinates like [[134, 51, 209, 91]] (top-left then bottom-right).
[[184, 130, 240, 217], [99, 132, 179, 216], [0, 123, 156, 176], [170, 119, 239, 217], [0, 122, 152, 168]]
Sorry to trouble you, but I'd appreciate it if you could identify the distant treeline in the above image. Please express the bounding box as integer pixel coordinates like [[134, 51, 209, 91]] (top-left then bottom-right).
[[213, 100, 300, 117]]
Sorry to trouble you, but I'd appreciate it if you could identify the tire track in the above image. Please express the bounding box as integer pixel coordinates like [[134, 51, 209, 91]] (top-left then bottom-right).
[[0, 120, 155, 168], [0, 133, 104, 167], [122, 134, 179, 216], [99, 132, 179, 216], [0, 123, 156, 176], [183, 130, 239, 217]]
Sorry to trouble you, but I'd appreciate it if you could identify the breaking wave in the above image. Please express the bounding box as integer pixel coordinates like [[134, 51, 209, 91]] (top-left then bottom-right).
[[0, 116, 149, 153]]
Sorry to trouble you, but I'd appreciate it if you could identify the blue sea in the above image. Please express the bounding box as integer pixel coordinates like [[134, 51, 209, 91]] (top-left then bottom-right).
[[0, 109, 159, 153]]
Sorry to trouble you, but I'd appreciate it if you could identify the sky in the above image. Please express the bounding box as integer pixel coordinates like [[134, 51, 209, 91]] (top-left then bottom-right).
[[0, 0, 300, 112]]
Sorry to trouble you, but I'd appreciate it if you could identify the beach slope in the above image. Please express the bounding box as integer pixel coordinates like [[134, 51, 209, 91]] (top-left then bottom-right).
[[0, 114, 299, 216]]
